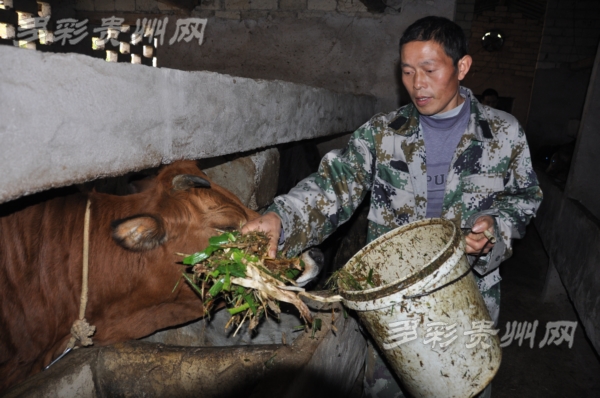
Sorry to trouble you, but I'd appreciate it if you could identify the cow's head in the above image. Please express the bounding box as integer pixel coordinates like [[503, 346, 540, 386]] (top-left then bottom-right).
[[110, 160, 260, 253]]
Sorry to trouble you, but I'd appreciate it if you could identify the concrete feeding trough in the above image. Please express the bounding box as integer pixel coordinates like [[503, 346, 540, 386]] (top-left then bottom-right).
[[4, 308, 366, 398]]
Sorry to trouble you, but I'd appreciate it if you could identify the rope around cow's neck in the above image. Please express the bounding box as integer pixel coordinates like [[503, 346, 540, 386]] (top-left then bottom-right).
[[66, 198, 96, 349], [45, 198, 96, 371]]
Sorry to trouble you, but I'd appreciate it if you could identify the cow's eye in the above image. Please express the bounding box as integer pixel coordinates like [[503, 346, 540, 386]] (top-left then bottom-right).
[[215, 225, 237, 232]]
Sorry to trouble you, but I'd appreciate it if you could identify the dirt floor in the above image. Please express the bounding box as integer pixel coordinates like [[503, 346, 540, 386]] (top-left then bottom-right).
[[492, 224, 600, 397]]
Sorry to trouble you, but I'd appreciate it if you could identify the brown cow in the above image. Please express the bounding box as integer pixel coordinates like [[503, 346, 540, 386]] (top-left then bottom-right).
[[0, 160, 259, 392]]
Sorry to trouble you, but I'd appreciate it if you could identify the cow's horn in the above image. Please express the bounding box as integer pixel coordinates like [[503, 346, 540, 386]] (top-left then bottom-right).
[[172, 174, 211, 191]]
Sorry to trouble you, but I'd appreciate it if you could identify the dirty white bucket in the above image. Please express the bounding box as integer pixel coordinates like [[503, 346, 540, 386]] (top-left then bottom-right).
[[336, 218, 501, 398]]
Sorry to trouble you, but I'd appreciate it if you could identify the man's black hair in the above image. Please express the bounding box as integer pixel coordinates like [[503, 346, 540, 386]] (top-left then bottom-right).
[[399, 16, 468, 66], [482, 88, 499, 97]]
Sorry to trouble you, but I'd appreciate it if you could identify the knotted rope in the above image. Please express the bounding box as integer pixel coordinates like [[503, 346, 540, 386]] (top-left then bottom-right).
[[66, 198, 96, 350]]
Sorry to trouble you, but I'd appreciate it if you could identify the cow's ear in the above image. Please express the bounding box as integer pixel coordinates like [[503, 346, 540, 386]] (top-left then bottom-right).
[[172, 174, 211, 191], [111, 215, 167, 251]]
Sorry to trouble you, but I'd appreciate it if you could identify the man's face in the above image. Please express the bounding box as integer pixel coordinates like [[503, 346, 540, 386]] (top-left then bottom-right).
[[482, 95, 498, 108], [400, 40, 472, 116]]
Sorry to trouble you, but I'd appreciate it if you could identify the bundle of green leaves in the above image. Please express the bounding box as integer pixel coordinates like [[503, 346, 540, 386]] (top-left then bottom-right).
[[180, 230, 312, 335]]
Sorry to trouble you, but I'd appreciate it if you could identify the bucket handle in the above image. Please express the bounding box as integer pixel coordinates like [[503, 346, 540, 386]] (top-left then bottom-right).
[[403, 242, 488, 300], [402, 258, 477, 299]]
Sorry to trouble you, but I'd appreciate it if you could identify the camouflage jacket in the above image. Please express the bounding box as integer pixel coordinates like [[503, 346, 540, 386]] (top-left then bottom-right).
[[269, 87, 542, 291]]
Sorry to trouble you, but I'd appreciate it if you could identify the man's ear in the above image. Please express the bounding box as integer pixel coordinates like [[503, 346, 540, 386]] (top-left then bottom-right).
[[457, 55, 473, 81]]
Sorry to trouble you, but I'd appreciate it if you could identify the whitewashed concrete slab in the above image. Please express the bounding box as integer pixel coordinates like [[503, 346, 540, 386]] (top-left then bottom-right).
[[0, 45, 376, 204]]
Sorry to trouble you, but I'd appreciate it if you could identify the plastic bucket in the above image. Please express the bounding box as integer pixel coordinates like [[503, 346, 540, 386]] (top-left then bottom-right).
[[337, 218, 501, 398]]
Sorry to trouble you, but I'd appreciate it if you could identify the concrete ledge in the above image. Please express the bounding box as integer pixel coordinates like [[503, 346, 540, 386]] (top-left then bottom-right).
[[535, 170, 600, 355], [0, 46, 376, 204]]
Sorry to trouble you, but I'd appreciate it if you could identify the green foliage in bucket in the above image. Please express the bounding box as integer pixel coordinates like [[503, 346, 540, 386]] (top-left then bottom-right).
[[328, 263, 384, 292]]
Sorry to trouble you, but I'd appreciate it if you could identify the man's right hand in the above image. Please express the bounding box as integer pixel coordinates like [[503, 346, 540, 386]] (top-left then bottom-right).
[[241, 212, 282, 258]]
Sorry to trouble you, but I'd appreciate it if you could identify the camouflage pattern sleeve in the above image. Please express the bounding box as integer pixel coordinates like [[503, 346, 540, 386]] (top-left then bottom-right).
[[469, 123, 543, 275], [267, 120, 378, 257]]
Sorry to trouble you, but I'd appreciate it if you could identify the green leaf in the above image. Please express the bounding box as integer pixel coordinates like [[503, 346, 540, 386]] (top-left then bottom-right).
[[311, 318, 322, 338], [183, 246, 217, 265], [215, 262, 246, 278], [208, 278, 225, 297], [284, 268, 301, 280], [243, 293, 257, 315], [228, 302, 250, 315], [208, 233, 230, 246], [208, 231, 240, 246], [231, 249, 245, 264], [366, 268, 374, 287], [338, 270, 363, 291], [182, 273, 204, 298], [223, 268, 231, 292], [264, 354, 277, 369], [314, 318, 322, 330], [171, 277, 181, 294]]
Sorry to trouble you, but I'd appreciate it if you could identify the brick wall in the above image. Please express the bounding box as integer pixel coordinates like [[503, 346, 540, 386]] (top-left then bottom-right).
[[70, 0, 454, 111], [74, 0, 408, 18], [75, 0, 183, 13], [190, 0, 404, 20], [454, 0, 475, 41], [462, 5, 544, 124], [469, 6, 544, 79]]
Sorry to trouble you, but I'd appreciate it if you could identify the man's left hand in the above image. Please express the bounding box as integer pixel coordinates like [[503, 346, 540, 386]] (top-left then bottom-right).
[[465, 215, 495, 255]]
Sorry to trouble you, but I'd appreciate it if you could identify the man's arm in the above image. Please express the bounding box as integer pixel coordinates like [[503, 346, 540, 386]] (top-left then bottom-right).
[[243, 122, 377, 258], [467, 124, 543, 274]]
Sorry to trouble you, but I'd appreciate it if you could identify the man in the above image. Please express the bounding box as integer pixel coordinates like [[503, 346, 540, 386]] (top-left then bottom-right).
[[482, 88, 500, 109], [243, 16, 542, 397]]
